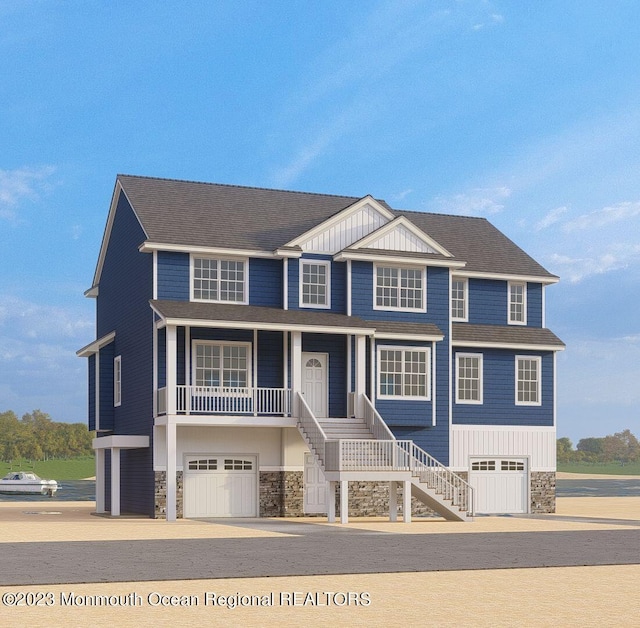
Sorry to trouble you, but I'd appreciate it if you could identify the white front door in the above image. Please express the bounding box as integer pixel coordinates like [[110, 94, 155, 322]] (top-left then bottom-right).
[[302, 352, 328, 418], [304, 452, 327, 514]]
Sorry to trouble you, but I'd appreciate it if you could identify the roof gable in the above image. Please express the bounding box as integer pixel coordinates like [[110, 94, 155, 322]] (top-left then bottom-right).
[[348, 216, 453, 257], [284, 196, 395, 254]]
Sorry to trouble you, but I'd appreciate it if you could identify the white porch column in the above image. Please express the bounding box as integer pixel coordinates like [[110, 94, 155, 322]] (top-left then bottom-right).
[[389, 481, 397, 522], [291, 331, 302, 415], [110, 448, 120, 517], [340, 480, 349, 524], [327, 481, 336, 523], [95, 448, 105, 514], [166, 325, 177, 415], [403, 480, 412, 523], [354, 334, 366, 417], [166, 420, 177, 522]]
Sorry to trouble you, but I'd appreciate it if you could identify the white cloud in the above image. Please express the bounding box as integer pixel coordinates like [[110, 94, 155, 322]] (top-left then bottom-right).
[[0, 165, 56, 221], [535, 206, 568, 231], [433, 186, 511, 216], [548, 251, 635, 283], [562, 201, 640, 232]]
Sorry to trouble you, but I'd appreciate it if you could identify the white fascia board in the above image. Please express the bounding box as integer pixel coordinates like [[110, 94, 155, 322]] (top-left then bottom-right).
[[76, 331, 116, 357], [155, 415, 298, 428], [334, 250, 466, 268], [457, 270, 560, 285], [92, 435, 150, 449], [451, 424, 556, 432], [92, 181, 149, 289], [283, 195, 395, 249], [374, 332, 444, 342], [84, 286, 99, 298], [349, 215, 454, 258], [452, 340, 565, 352], [139, 242, 277, 259], [275, 248, 303, 259]]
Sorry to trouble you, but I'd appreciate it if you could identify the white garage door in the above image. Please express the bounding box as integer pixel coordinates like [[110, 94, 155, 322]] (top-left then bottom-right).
[[184, 455, 257, 518], [469, 458, 528, 514]]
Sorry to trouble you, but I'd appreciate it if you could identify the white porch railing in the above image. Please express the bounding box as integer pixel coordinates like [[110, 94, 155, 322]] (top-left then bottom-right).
[[324, 439, 473, 515], [157, 386, 292, 415], [297, 392, 328, 465]]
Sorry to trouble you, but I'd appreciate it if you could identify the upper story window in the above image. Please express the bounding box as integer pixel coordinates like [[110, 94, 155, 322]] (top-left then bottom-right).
[[456, 353, 482, 404], [515, 356, 541, 406], [377, 346, 430, 400], [192, 257, 247, 303], [374, 265, 425, 311], [451, 277, 468, 321], [114, 355, 122, 407], [300, 260, 330, 309], [508, 281, 527, 325]]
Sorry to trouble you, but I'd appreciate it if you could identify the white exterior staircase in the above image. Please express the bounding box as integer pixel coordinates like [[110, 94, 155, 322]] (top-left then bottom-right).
[[296, 394, 473, 522]]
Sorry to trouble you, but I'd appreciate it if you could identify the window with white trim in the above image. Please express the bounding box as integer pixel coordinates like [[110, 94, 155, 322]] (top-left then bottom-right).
[[377, 346, 430, 399], [300, 260, 330, 308], [456, 353, 483, 404], [508, 281, 527, 324], [374, 265, 425, 311], [516, 356, 541, 405], [192, 257, 247, 303], [114, 355, 122, 407], [452, 277, 468, 321], [194, 342, 250, 388]]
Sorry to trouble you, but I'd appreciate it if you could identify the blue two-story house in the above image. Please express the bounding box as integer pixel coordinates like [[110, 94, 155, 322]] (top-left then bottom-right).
[[78, 175, 564, 522]]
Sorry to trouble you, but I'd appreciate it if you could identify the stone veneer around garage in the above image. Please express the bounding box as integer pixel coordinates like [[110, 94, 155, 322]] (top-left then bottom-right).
[[153, 470, 554, 519]]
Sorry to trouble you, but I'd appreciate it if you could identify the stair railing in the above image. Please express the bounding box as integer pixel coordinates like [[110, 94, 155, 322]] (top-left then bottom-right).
[[361, 394, 396, 441], [296, 392, 328, 466]]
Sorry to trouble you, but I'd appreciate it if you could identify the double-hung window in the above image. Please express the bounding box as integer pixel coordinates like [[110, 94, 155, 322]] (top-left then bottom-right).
[[300, 260, 330, 308], [192, 257, 247, 303], [456, 353, 483, 404], [114, 355, 122, 407], [508, 281, 527, 325], [377, 346, 430, 400], [515, 356, 541, 405], [375, 265, 425, 311], [194, 342, 250, 388], [451, 277, 468, 321]]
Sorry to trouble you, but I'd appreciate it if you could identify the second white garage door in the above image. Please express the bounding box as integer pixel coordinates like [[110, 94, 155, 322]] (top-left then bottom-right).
[[183, 455, 257, 518], [469, 458, 528, 514]]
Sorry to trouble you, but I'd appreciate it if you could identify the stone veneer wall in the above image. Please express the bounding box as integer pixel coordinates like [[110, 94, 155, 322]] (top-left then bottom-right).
[[154, 470, 183, 519], [530, 471, 556, 513], [259, 471, 304, 517]]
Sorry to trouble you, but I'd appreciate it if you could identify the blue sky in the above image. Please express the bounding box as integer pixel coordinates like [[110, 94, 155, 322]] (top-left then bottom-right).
[[1, 0, 639, 445]]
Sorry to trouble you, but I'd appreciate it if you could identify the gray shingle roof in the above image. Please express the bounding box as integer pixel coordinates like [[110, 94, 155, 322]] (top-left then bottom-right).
[[368, 320, 444, 339], [117, 174, 556, 279], [150, 300, 375, 332], [452, 323, 565, 349]]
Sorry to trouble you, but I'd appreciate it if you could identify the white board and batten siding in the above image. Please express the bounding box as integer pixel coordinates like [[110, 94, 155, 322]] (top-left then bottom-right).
[[364, 225, 437, 253], [301, 204, 389, 254], [450, 425, 556, 472]]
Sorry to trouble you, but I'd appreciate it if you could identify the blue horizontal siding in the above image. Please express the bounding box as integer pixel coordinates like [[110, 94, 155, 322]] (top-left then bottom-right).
[[453, 349, 554, 426], [468, 279, 544, 327], [257, 331, 284, 388], [88, 354, 96, 431], [157, 251, 190, 301], [250, 258, 282, 307], [98, 344, 114, 431]]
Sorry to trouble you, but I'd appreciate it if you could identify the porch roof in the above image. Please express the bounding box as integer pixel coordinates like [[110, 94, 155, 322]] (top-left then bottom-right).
[[452, 323, 565, 351], [368, 320, 444, 341], [150, 300, 376, 335]]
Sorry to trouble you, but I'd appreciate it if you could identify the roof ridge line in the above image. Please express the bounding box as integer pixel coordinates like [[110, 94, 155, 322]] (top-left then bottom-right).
[[117, 173, 375, 203]]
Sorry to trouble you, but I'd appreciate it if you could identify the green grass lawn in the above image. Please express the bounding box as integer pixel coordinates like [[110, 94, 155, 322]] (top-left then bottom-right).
[[558, 461, 640, 475], [0, 456, 95, 480]]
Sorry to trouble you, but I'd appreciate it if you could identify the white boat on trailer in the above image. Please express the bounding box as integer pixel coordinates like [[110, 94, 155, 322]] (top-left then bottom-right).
[[0, 472, 58, 496]]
